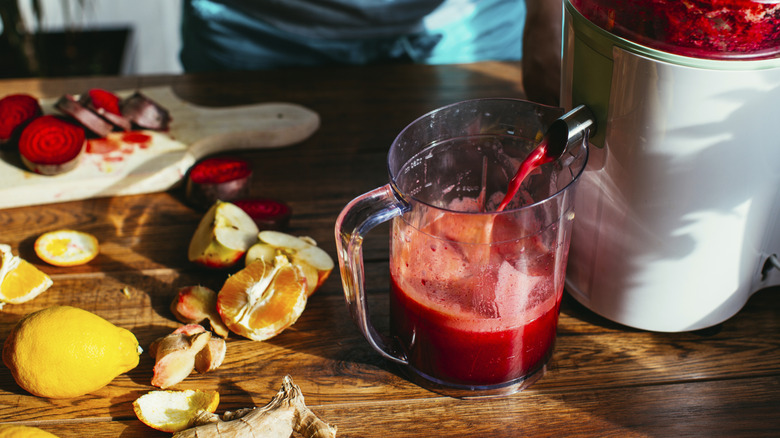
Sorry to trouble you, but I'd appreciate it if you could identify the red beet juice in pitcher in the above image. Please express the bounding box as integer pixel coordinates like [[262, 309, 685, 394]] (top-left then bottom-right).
[[389, 196, 565, 387]]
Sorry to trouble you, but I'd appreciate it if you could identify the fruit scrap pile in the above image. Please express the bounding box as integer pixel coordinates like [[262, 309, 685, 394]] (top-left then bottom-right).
[[184, 155, 294, 232], [1, 305, 336, 437], [132, 200, 337, 433], [185, 200, 334, 339], [0, 229, 99, 308], [134, 376, 336, 437], [0, 89, 169, 175]]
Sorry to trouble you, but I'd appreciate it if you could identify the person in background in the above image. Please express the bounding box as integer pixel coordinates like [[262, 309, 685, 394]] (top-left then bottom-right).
[[180, 0, 562, 105]]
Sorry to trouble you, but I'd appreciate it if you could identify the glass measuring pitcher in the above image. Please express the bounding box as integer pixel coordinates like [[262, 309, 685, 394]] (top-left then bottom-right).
[[335, 98, 589, 397]]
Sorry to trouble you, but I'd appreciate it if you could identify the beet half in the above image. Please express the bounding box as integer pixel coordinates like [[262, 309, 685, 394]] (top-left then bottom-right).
[[185, 157, 253, 209], [233, 198, 292, 230]]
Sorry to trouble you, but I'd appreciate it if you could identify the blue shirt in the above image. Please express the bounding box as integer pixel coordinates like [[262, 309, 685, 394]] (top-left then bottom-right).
[[181, 0, 526, 71]]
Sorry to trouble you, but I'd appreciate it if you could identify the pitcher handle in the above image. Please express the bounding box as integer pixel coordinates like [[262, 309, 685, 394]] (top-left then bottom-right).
[[335, 184, 409, 364]]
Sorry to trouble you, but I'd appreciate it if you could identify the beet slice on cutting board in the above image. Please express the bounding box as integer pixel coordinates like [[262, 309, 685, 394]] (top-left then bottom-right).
[[18, 115, 86, 175], [79, 89, 132, 131], [185, 157, 253, 209], [55, 94, 114, 138], [0, 94, 42, 142], [233, 198, 292, 230], [121, 91, 171, 131]]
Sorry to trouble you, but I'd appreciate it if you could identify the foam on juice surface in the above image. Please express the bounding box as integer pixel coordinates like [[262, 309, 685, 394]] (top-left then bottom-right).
[[392, 197, 557, 332]]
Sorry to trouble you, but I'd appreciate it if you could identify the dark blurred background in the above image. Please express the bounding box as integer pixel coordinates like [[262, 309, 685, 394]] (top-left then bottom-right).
[[0, 0, 182, 78]]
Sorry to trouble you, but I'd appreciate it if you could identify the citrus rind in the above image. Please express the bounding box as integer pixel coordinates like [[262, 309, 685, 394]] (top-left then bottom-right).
[[133, 389, 219, 433], [0, 244, 52, 304], [217, 255, 308, 341], [34, 229, 99, 267]]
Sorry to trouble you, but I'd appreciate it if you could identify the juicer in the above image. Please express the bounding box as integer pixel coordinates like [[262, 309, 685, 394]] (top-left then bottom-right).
[[561, 0, 780, 331]]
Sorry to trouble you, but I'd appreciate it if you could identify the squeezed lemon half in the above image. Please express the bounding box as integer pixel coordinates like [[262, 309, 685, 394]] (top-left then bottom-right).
[[34, 229, 99, 267]]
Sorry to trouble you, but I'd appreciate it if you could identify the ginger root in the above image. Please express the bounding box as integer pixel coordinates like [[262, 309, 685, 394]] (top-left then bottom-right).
[[173, 375, 336, 438], [150, 324, 226, 389]]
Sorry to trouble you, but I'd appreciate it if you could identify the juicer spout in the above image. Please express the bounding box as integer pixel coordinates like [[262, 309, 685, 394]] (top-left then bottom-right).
[[545, 104, 597, 159]]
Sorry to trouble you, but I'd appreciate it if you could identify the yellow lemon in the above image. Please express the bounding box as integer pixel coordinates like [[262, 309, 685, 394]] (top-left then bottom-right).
[[0, 425, 59, 437], [2, 305, 142, 398]]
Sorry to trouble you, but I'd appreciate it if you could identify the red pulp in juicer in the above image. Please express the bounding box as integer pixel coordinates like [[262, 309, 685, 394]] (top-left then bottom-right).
[[570, 0, 780, 59]]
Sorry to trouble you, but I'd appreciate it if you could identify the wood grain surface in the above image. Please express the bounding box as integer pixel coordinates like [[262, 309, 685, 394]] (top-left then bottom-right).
[[0, 62, 777, 437]]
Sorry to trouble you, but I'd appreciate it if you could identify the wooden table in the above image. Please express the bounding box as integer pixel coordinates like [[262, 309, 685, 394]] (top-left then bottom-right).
[[0, 62, 778, 437]]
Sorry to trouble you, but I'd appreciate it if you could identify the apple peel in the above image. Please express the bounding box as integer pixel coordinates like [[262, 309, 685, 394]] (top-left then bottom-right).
[[195, 337, 227, 374], [171, 285, 230, 339], [188, 200, 260, 269], [149, 324, 226, 389], [246, 231, 334, 296]]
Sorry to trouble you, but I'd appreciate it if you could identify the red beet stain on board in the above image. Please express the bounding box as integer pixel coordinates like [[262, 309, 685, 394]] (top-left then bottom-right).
[[87, 137, 118, 154], [121, 131, 152, 148], [86, 137, 125, 162], [86, 131, 152, 165]]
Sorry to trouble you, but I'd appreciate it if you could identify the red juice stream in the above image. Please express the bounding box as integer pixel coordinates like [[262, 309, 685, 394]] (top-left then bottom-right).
[[496, 137, 554, 212]]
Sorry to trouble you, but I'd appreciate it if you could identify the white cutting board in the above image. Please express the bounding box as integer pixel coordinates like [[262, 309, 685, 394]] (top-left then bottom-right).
[[0, 87, 320, 209]]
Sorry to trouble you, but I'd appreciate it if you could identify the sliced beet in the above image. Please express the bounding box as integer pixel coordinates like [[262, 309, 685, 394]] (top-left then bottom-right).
[[233, 198, 292, 230], [121, 91, 171, 131], [86, 89, 122, 115], [79, 89, 131, 131], [18, 115, 86, 175], [0, 94, 42, 142], [185, 157, 253, 209], [55, 94, 113, 138]]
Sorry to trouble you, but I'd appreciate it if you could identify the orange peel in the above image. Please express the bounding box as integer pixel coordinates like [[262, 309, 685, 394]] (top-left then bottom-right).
[[217, 255, 308, 341], [0, 244, 52, 304], [34, 229, 99, 267]]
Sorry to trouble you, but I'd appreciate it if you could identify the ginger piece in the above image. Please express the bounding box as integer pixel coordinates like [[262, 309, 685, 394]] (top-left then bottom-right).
[[150, 324, 213, 389], [171, 285, 230, 338], [173, 375, 336, 438], [195, 337, 226, 374]]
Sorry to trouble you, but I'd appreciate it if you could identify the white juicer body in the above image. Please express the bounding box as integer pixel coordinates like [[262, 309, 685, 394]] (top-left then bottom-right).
[[561, 3, 780, 332]]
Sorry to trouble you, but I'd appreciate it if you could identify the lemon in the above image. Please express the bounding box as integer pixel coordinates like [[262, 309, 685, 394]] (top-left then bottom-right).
[[2, 305, 142, 398], [34, 230, 99, 267], [0, 425, 59, 437]]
